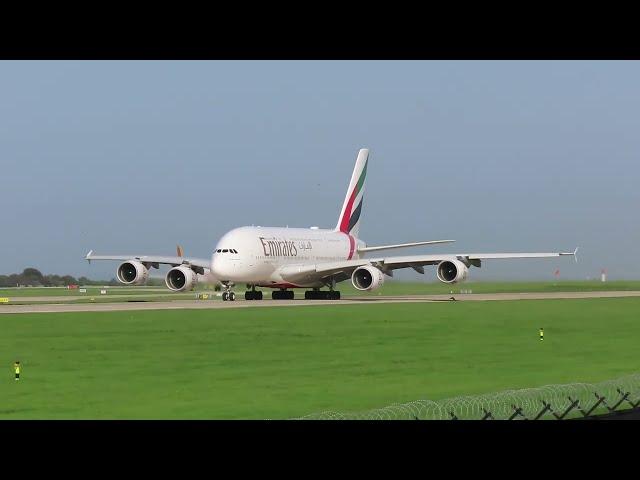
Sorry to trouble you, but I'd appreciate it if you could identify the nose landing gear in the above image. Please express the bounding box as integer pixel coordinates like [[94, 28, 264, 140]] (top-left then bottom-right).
[[222, 291, 236, 301], [221, 282, 236, 301]]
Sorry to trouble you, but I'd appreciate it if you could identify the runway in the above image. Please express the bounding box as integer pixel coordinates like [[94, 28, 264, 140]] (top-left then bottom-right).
[[1, 291, 640, 314]]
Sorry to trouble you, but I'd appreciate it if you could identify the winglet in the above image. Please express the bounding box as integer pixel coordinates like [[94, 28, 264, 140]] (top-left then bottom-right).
[[560, 247, 579, 262], [177, 245, 184, 257], [85, 250, 93, 263]]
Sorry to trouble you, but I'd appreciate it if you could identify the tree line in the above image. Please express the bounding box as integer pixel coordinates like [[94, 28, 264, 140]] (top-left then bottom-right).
[[0, 268, 118, 287], [0, 268, 164, 288]]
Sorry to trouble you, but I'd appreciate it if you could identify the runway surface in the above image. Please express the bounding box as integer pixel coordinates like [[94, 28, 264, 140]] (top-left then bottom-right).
[[1, 291, 640, 314]]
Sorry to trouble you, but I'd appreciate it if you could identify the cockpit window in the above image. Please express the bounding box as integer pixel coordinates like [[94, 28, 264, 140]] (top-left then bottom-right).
[[216, 249, 221, 253], [231, 249, 238, 254], [222, 249, 228, 253]]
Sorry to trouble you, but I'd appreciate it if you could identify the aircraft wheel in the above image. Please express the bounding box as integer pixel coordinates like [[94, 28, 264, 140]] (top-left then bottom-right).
[[245, 291, 253, 300], [256, 291, 263, 300], [229, 292, 236, 301], [222, 292, 229, 301]]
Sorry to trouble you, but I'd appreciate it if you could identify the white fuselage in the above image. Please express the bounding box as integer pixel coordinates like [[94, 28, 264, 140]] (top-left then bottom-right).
[[210, 226, 365, 288]]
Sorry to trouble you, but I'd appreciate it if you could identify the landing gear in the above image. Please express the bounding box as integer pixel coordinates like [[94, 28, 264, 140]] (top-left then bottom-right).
[[301, 278, 342, 300], [221, 283, 236, 301], [222, 291, 236, 301], [245, 288, 263, 300], [272, 290, 295, 300], [304, 290, 340, 300]]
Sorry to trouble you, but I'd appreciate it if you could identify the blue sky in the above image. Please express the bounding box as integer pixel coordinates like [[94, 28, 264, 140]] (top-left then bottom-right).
[[1, 61, 638, 281]]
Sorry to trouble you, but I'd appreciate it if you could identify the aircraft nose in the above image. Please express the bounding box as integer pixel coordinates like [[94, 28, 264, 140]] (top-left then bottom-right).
[[210, 258, 222, 278], [211, 258, 234, 280]]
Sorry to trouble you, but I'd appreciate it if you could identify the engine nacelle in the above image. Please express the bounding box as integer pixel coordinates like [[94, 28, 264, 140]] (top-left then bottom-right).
[[436, 259, 469, 284], [351, 265, 385, 291], [165, 266, 198, 292], [116, 261, 149, 286]]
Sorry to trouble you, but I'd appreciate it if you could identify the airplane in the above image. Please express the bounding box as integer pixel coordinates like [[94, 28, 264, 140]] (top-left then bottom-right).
[[86, 148, 577, 301]]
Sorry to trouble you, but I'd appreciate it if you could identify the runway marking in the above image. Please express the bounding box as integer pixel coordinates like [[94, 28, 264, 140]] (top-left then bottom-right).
[[1, 291, 640, 314]]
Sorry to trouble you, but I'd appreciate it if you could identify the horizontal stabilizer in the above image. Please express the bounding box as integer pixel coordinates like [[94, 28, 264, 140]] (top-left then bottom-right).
[[358, 239, 455, 253]]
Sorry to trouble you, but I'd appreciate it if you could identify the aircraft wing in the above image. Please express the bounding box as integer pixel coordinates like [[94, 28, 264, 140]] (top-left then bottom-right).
[[357, 239, 455, 253], [305, 249, 577, 280], [85, 251, 211, 272]]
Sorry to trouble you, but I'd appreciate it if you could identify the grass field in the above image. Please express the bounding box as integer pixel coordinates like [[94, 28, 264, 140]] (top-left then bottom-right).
[[2, 297, 639, 419], [333, 279, 640, 296]]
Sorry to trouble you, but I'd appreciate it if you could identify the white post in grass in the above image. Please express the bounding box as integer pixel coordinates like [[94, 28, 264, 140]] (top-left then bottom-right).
[[601, 269, 607, 283]]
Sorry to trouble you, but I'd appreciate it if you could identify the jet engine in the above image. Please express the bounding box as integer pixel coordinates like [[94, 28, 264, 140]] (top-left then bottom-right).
[[436, 259, 469, 284], [165, 266, 198, 292], [116, 260, 149, 285], [351, 265, 385, 291]]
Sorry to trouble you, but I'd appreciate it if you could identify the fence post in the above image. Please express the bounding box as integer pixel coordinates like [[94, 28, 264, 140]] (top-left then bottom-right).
[[481, 409, 494, 420], [595, 393, 611, 412], [532, 401, 553, 420], [618, 388, 640, 409], [580, 393, 606, 417], [508, 405, 525, 420], [553, 398, 579, 420], [608, 389, 630, 412]]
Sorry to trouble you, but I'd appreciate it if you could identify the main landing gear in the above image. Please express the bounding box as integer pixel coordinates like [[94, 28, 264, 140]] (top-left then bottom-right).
[[245, 285, 263, 300], [240, 287, 341, 301], [272, 290, 295, 300], [304, 290, 340, 300]]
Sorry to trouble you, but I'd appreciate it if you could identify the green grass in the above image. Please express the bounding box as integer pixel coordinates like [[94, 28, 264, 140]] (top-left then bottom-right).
[[1, 298, 639, 419], [0, 286, 207, 304], [337, 279, 640, 296]]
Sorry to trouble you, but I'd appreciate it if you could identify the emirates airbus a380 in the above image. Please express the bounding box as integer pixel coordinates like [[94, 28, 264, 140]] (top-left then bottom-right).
[[86, 149, 576, 301]]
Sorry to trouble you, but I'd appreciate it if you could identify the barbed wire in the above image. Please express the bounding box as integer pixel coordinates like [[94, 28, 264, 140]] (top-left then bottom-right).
[[295, 373, 640, 420]]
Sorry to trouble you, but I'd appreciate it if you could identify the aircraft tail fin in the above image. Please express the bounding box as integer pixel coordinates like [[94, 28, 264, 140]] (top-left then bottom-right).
[[335, 148, 369, 238]]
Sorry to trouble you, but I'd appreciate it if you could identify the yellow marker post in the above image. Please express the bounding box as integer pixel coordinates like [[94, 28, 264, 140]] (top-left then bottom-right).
[[0, 298, 9, 304]]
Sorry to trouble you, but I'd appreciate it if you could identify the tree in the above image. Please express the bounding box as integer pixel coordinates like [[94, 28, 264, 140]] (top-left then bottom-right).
[[22, 268, 44, 286]]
